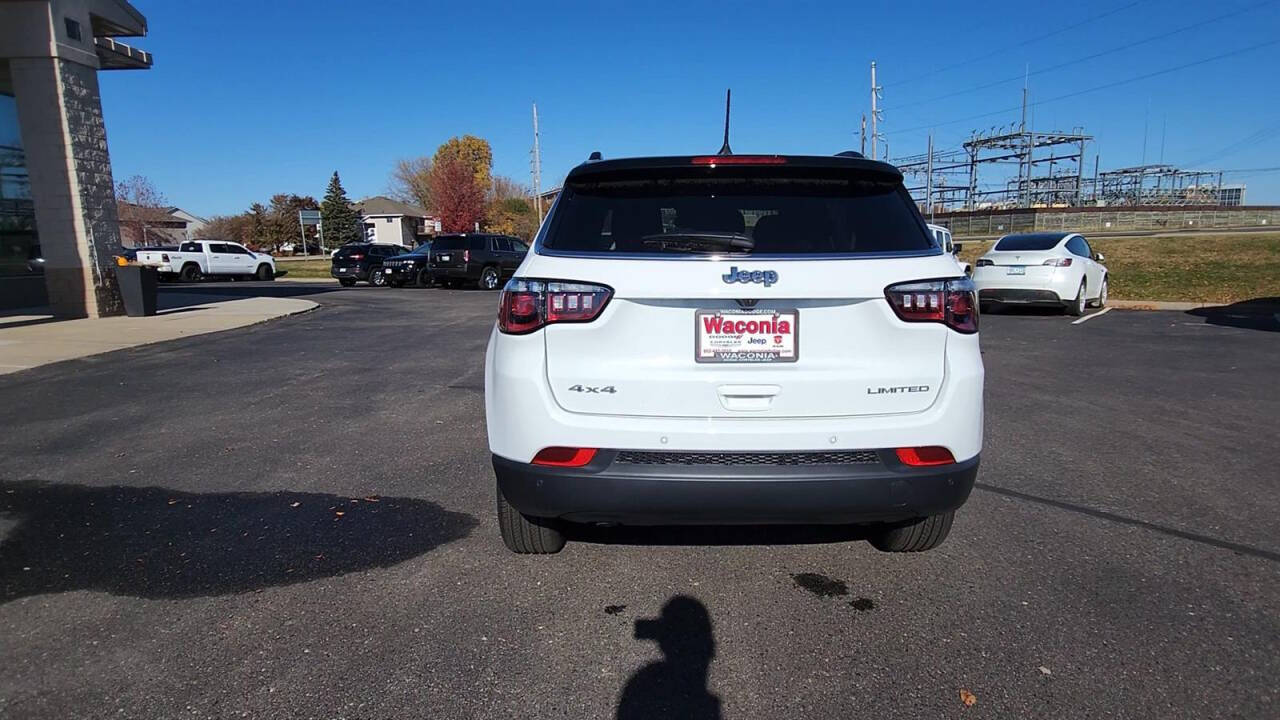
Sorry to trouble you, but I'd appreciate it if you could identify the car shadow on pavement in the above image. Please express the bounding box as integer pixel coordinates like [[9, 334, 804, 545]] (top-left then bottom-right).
[[616, 596, 721, 720], [1185, 297, 1280, 332], [0, 480, 477, 603], [157, 283, 342, 310], [570, 523, 876, 547]]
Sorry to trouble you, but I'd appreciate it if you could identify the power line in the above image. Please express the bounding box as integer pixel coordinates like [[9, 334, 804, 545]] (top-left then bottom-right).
[[885, 1, 1274, 112], [887, 0, 1147, 88], [1184, 121, 1280, 168], [888, 39, 1279, 137]]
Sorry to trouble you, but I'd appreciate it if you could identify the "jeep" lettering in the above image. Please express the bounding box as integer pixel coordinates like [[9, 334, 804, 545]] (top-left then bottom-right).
[[721, 266, 778, 288]]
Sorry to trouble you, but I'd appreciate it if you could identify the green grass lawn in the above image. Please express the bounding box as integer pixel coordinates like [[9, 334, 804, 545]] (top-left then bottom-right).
[[275, 259, 334, 279], [958, 232, 1280, 304]]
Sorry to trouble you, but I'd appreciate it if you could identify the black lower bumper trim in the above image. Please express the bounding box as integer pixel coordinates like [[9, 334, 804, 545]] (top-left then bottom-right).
[[493, 451, 979, 525], [980, 288, 1063, 304]]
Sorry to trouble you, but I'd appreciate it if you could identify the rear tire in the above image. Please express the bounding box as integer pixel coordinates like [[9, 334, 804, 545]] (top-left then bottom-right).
[[479, 266, 501, 290], [180, 263, 202, 283], [338, 278, 356, 287], [1066, 280, 1086, 317], [496, 484, 565, 554], [256, 264, 274, 281], [868, 511, 954, 553], [417, 268, 434, 287]]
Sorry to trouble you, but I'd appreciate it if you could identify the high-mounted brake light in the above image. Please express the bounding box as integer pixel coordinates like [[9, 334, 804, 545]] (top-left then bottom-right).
[[690, 155, 787, 166], [1043, 258, 1073, 267], [498, 279, 613, 334], [532, 447, 597, 467], [895, 446, 956, 467], [884, 277, 978, 333]]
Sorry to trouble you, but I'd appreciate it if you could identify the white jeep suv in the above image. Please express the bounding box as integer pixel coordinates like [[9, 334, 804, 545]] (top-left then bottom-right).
[[485, 152, 983, 554]]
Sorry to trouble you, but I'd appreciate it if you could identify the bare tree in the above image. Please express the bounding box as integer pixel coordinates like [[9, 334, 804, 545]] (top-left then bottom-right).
[[389, 157, 433, 211], [114, 175, 170, 247], [490, 175, 532, 202]]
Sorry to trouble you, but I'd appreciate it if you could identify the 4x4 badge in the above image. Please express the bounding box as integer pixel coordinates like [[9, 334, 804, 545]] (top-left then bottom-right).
[[722, 266, 778, 288]]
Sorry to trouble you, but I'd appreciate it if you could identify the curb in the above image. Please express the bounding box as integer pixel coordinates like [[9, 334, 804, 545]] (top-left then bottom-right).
[[1109, 300, 1226, 311], [274, 277, 338, 284]]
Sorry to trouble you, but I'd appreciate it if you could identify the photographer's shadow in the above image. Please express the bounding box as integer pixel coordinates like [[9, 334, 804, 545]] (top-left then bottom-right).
[[617, 595, 722, 720]]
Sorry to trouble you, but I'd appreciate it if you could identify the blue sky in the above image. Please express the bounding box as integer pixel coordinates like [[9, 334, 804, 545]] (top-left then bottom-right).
[[99, 0, 1280, 216]]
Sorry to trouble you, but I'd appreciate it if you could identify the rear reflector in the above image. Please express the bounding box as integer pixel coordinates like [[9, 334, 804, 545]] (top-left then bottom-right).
[[691, 155, 787, 166], [895, 446, 956, 467], [531, 447, 597, 467]]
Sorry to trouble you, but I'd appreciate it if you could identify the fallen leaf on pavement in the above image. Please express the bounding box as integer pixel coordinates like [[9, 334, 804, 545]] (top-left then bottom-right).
[[1039, 666, 1052, 675], [167, 499, 178, 505], [334, 511, 345, 517], [959, 689, 977, 707], [290, 502, 300, 508]]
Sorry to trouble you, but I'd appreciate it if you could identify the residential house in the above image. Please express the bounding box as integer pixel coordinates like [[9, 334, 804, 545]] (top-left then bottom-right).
[[354, 196, 439, 247]]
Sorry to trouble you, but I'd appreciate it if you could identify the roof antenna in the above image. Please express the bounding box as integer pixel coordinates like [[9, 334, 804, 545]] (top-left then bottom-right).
[[717, 88, 733, 155]]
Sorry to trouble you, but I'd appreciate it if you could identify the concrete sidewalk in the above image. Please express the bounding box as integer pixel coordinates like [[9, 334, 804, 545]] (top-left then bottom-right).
[[0, 295, 316, 375]]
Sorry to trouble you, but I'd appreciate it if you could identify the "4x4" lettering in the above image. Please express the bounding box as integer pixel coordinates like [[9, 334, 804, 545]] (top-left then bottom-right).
[[568, 384, 617, 394]]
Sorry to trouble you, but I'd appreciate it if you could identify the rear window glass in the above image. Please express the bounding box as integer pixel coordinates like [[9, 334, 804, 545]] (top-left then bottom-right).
[[542, 175, 932, 256], [334, 245, 368, 258], [434, 237, 482, 251], [995, 235, 1063, 251]]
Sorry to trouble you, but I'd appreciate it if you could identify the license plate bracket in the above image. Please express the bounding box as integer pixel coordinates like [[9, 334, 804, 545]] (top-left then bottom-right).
[[695, 309, 799, 364]]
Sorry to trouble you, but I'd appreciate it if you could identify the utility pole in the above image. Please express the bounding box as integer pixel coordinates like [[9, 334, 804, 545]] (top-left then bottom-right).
[[531, 102, 543, 223], [1020, 66, 1030, 207], [926, 132, 934, 221], [860, 114, 866, 156], [869, 62, 881, 161]]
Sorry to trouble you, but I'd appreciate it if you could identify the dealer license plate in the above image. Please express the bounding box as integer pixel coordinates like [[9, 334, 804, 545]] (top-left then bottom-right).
[[1007, 266, 1025, 275], [439, 254, 451, 262], [695, 309, 798, 364]]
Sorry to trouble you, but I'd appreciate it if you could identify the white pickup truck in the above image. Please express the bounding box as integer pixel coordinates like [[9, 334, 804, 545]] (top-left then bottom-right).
[[136, 240, 276, 282]]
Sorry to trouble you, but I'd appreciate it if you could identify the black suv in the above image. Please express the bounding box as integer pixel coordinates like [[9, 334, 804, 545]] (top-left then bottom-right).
[[330, 243, 406, 286], [380, 243, 433, 287], [430, 234, 528, 290]]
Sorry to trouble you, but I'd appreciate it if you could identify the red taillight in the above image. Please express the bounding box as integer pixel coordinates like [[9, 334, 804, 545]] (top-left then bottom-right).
[[463, 249, 471, 263], [349, 253, 364, 260], [531, 447, 597, 467], [895, 446, 956, 467], [1043, 258, 1073, 267], [161, 253, 169, 262], [885, 277, 978, 333], [691, 155, 787, 166], [498, 279, 613, 334]]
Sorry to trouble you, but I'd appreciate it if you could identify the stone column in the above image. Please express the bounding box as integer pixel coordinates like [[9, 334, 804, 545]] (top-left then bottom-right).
[[11, 56, 123, 318]]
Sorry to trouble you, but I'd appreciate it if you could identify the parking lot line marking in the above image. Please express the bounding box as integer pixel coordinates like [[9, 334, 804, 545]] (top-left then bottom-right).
[[1073, 307, 1113, 324]]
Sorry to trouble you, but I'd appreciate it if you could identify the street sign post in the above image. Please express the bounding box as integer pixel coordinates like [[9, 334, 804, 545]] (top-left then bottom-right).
[[298, 210, 322, 256]]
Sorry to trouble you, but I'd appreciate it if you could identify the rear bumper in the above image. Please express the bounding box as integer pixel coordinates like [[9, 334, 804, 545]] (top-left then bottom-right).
[[331, 266, 368, 280], [494, 451, 978, 525], [979, 288, 1066, 305]]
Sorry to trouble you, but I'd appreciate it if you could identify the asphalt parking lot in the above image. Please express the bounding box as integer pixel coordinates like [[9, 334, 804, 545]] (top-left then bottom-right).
[[2, 282, 1277, 718]]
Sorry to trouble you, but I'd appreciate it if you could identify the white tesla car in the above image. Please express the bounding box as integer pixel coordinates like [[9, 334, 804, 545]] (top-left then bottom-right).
[[972, 232, 1108, 316]]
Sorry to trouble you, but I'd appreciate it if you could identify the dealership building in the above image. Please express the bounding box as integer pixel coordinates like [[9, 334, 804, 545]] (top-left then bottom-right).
[[1, 0, 151, 316]]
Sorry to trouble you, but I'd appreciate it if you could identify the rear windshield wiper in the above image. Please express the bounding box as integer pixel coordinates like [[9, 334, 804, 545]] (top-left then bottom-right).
[[640, 232, 754, 253]]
